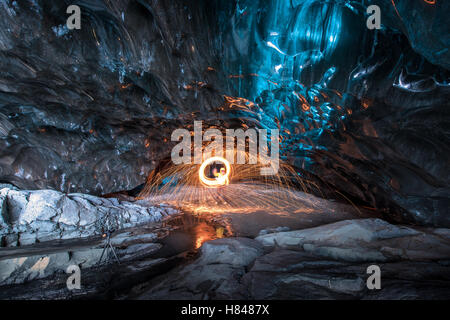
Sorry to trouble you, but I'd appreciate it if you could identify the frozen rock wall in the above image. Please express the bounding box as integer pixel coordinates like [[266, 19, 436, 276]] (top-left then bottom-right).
[[0, 185, 178, 247], [0, 0, 448, 227]]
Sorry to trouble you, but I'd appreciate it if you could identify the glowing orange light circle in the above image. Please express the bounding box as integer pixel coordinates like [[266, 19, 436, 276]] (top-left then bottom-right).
[[199, 156, 231, 187]]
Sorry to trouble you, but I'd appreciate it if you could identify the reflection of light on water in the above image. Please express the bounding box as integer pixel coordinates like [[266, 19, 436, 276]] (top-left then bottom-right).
[[195, 235, 206, 249], [216, 227, 224, 238], [193, 222, 223, 249]]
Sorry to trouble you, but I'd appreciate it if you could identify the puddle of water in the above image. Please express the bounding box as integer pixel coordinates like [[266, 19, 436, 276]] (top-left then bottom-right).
[[152, 215, 226, 258]]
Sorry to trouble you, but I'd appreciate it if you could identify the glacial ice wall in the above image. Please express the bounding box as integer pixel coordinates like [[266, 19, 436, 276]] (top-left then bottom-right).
[[0, 0, 448, 226]]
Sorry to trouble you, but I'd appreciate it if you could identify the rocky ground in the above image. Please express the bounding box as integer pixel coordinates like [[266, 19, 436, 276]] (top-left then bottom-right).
[[0, 184, 179, 247], [0, 213, 216, 299], [134, 219, 450, 300], [0, 183, 449, 300]]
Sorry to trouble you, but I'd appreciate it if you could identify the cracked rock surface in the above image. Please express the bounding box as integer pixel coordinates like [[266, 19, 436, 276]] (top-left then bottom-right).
[[0, 185, 179, 247], [137, 237, 264, 300], [136, 218, 450, 300], [0, 223, 167, 288]]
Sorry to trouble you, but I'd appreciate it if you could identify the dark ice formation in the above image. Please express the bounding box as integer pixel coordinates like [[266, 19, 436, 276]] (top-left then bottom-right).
[[0, 0, 449, 227]]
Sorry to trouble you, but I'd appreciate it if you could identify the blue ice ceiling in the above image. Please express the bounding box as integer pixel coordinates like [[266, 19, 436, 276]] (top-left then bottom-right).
[[217, 0, 371, 166], [211, 0, 450, 227], [216, 0, 449, 168]]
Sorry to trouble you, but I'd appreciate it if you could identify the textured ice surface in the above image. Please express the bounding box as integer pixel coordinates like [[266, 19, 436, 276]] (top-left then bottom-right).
[[0, 185, 178, 247], [0, 0, 448, 226]]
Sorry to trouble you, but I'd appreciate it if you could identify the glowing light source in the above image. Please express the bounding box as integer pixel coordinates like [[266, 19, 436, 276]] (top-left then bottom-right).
[[199, 156, 231, 187]]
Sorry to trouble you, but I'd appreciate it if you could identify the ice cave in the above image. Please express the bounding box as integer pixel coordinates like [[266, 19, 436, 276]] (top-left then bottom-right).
[[0, 0, 449, 300]]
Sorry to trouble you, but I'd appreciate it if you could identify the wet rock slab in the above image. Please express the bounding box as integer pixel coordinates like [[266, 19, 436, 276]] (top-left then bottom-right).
[[0, 220, 181, 299], [255, 218, 450, 262], [0, 185, 179, 247], [0, 226, 166, 287], [137, 237, 264, 300], [243, 250, 450, 299], [0, 212, 223, 299], [136, 218, 450, 300], [1, 216, 449, 300]]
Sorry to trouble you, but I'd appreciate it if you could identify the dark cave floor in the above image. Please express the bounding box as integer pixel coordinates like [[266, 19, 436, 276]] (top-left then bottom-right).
[[0, 184, 450, 299], [0, 188, 449, 300]]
